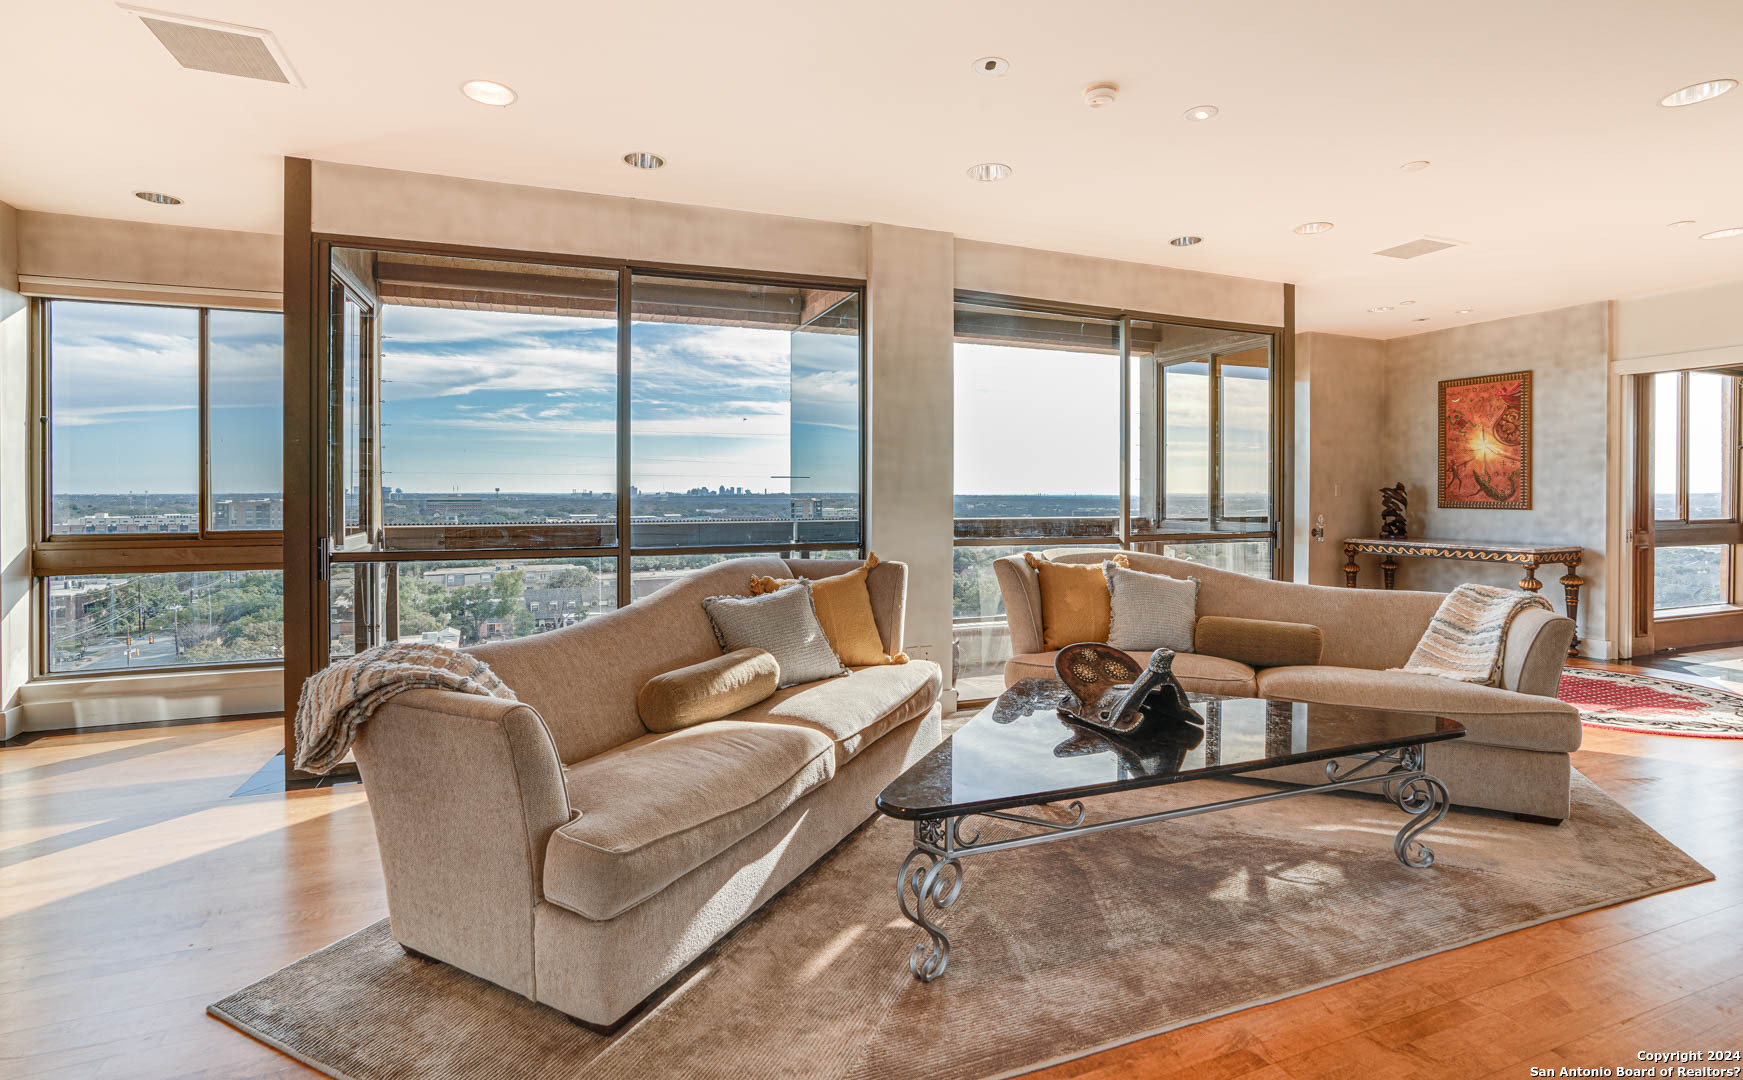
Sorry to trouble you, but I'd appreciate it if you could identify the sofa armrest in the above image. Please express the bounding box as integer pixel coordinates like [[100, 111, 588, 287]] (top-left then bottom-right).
[[1499, 608, 1577, 697], [992, 554, 1044, 656], [351, 688, 570, 997], [865, 558, 908, 656]]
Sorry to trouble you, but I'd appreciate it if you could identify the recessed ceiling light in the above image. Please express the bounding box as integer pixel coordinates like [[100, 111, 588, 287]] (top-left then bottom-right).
[[1701, 226, 1743, 240], [1368, 305, 1393, 313], [1398, 300, 1417, 306], [1660, 79, 1737, 107], [460, 79, 516, 106], [1454, 308, 1474, 315], [623, 152, 665, 170], [1170, 235, 1202, 247], [1184, 105, 1219, 121], [1399, 159, 1431, 173], [1294, 221, 1334, 235], [1667, 219, 1697, 228], [972, 56, 1009, 77], [134, 191, 181, 205], [966, 162, 1012, 181]]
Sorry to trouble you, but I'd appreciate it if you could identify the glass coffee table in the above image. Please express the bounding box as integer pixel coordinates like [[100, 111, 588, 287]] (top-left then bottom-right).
[[875, 679, 1466, 982]]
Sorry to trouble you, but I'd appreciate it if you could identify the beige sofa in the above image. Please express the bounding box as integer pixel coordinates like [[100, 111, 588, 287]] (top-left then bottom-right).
[[993, 550, 1581, 823], [352, 556, 943, 1029]]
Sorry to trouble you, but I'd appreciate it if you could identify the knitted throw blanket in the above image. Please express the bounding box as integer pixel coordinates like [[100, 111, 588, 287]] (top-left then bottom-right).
[[1398, 583, 1553, 686], [293, 641, 516, 774]]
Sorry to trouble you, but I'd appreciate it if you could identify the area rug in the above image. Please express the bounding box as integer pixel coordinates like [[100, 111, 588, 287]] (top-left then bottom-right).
[[1560, 667, 1743, 738], [209, 773, 1709, 1080]]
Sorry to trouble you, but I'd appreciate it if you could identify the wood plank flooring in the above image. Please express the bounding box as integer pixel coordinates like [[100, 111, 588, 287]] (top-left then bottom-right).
[[2, 653, 1738, 1078]]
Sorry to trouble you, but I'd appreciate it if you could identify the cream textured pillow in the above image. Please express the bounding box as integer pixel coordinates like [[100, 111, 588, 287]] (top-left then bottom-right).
[[702, 581, 848, 688], [1104, 561, 1199, 653], [637, 648, 781, 733]]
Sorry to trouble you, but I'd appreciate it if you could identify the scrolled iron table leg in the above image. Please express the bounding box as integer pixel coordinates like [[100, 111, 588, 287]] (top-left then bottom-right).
[[896, 818, 966, 982], [1390, 765, 1451, 869]]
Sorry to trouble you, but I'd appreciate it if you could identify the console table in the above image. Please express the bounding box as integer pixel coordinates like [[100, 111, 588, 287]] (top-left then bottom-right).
[[1341, 537, 1585, 655]]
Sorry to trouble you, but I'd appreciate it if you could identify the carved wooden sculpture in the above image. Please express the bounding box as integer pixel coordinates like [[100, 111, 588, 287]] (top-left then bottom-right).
[[1379, 481, 1409, 539]]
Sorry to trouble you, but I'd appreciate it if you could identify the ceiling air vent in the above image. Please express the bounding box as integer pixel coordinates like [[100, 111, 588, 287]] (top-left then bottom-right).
[[121, 5, 302, 86], [1374, 236, 1464, 260]]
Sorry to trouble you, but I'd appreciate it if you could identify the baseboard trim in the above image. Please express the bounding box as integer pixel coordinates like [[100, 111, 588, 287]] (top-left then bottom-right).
[[17, 666, 284, 732]]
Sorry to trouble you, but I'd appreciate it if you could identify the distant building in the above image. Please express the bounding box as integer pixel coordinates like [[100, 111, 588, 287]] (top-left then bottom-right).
[[790, 496, 823, 520], [423, 495, 484, 517], [64, 512, 198, 534], [212, 498, 284, 530]]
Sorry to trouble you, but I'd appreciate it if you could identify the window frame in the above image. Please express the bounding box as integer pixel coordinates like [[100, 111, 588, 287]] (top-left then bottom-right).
[[300, 234, 869, 671], [1649, 369, 1742, 614], [948, 291, 1291, 703], [31, 297, 287, 680]]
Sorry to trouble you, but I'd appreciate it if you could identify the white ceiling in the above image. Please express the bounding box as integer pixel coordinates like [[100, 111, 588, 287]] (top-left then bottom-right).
[[5, 0, 1743, 337]]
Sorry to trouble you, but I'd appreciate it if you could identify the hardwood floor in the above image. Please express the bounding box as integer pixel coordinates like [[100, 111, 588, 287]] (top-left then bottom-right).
[[2, 674, 1739, 1078]]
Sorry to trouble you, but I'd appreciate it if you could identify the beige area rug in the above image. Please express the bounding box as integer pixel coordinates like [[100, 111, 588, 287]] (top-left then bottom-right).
[[210, 773, 1710, 1080]]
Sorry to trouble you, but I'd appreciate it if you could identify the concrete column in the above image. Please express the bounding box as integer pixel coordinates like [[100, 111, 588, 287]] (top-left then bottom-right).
[[866, 225, 955, 706]]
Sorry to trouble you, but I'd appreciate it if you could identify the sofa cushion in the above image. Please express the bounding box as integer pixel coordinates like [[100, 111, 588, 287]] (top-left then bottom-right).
[[1195, 615, 1324, 669], [702, 582, 847, 688], [636, 648, 780, 733], [545, 720, 835, 920], [749, 552, 907, 667], [1105, 561, 1198, 653], [1024, 551, 1130, 650], [1005, 650, 1257, 697], [1255, 665, 1582, 753], [732, 661, 943, 768]]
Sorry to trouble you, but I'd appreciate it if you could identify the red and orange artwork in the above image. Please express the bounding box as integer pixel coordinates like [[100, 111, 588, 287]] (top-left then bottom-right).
[[1437, 370, 1531, 510]]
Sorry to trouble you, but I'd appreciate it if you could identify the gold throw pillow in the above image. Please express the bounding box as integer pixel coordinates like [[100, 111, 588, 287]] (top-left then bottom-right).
[[1023, 551, 1131, 651], [747, 552, 908, 667], [637, 648, 781, 732]]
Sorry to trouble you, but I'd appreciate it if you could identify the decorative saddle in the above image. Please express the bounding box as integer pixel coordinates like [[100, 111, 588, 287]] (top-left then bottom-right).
[[1054, 642, 1204, 739]]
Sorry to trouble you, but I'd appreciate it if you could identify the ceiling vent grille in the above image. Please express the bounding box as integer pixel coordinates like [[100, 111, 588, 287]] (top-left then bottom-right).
[[1374, 236, 1463, 260], [121, 5, 302, 86]]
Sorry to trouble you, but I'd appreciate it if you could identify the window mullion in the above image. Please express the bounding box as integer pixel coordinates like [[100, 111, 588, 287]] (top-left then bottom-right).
[[198, 307, 212, 538]]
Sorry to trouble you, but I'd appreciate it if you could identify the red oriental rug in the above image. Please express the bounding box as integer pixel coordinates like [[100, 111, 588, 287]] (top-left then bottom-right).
[[1558, 668, 1743, 738]]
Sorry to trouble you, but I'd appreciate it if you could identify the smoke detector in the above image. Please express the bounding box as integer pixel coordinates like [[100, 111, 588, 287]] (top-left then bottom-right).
[[1083, 83, 1119, 108], [121, 4, 302, 87]]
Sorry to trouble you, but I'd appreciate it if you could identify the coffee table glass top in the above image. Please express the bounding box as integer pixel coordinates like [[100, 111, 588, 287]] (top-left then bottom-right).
[[877, 678, 1465, 820]]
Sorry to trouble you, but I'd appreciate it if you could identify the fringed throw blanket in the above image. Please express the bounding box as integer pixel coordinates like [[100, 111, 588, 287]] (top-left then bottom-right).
[[1399, 583, 1553, 686], [293, 642, 516, 774]]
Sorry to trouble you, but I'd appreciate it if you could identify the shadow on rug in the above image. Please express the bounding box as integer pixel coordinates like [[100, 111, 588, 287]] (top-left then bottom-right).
[[210, 772, 1710, 1080]]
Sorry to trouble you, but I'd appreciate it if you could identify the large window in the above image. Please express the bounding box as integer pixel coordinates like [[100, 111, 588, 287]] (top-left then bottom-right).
[[317, 248, 864, 663], [46, 570, 283, 673], [952, 299, 1281, 700], [1651, 369, 1740, 615], [46, 300, 284, 536], [38, 300, 285, 677]]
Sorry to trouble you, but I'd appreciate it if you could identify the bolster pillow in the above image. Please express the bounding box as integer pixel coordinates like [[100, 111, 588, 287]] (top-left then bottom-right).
[[637, 648, 781, 732], [1193, 616, 1325, 669]]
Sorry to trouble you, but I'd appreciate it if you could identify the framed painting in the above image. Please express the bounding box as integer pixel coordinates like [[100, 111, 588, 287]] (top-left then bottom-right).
[[1438, 370, 1531, 510]]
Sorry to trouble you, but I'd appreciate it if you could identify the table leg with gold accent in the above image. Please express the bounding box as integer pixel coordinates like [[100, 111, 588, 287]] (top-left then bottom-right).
[[1381, 556, 1399, 590], [1343, 542, 1361, 587], [1559, 564, 1584, 656], [1518, 562, 1542, 597]]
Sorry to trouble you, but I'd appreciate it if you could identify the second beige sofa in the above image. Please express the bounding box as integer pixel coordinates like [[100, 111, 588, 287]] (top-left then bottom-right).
[[993, 550, 1581, 822]]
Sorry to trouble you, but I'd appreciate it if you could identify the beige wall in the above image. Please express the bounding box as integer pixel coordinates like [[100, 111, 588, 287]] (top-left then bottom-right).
[[0, 202, 30, 738], [1293, 333, 1389, 588], [16, 211, 280, 307], [1614, 279, 1743, 362], [1299, 303, 1613, 655], [954, 238, 1284, 329]]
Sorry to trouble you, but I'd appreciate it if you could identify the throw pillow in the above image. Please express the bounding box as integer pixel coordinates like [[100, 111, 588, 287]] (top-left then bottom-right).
[[1023, 551, 1131, 651], [637, 648, 781, 732], [702, 581, 848, 688], [1104, 560, 1198, 653], [1194, 615, 1324, 669], [747, 553, 908, 667]]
